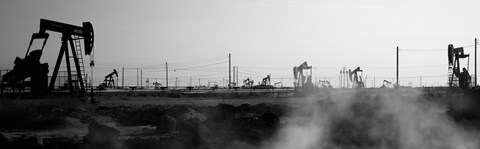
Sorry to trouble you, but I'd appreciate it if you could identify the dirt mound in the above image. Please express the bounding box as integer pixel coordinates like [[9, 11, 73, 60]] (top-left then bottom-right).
[[43, 137, 81, 149], [87, 102, 288, 148], [154, 115, 177, 134], [7, 135, 41, 149], [174, 118, 211, 149], [0, 133, 9, 148], [84, 121, 121, 149], [0, 102, 290, 149]]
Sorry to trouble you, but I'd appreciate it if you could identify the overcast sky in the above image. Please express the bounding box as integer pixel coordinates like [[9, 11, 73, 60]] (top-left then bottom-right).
[[1, 0, 479, 87]]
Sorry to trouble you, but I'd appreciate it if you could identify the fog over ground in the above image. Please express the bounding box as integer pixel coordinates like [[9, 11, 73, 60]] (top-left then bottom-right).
[[263, 89, 479, 149]]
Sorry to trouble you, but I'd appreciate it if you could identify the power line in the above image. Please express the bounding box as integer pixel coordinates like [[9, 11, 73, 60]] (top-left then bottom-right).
[[173, 72, 228, 78], [240, 68, 268, 75], [238, 66, 291, 70], [239, 65, 451, 71], [139, 64, 166, 69], [374, 75, 448, 79], [400, 75, 447, 79], [172, 60, 228, 71], [169, 54, 228, 66], [400, 49, 445, 51], [238, 71, 266, 78], [172, 66, 226, 72], [399, 44, 475, 52], [175, 69, 225, 73], [239, 68, 290, 78]]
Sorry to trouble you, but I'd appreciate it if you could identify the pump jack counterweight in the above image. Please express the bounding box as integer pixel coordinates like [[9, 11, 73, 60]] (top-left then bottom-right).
[[0, 19, 94, 96]]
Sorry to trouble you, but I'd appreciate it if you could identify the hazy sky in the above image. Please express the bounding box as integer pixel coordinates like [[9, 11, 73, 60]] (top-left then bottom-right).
[[1, 0, 479, 87]]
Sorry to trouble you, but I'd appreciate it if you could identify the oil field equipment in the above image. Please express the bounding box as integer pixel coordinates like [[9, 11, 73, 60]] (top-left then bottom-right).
[[153, 82, 162, 90], [253, 74, 274, 89], [260, 75, 271, 86], [380, 80, 391, 88], [274, 81, 283, 88], [293, 61, 313, 89], [349, 67, 365, 88], [448, 44, 471, 89], [1, 19, 94, 96], [98, 69, 118, 90], [319, 80, 332, 88], [242, 77, 254, 88], [1, 49, 49, 96], [293, 61, 317, 95]]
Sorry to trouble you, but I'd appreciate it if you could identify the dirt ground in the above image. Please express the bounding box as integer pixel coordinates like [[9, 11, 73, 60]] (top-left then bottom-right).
[[0, 90, 297, 149], [0, 88, 479, 149]]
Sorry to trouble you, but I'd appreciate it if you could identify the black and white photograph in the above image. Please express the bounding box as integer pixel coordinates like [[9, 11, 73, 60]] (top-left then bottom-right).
[[0, 0, 480, 149]]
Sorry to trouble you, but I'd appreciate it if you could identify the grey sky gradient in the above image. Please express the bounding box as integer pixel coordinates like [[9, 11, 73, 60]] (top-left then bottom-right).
[[1, 0, 479, 87]]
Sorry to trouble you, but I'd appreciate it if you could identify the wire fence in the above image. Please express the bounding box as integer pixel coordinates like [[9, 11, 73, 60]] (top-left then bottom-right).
[[1, 40, 479, 89]]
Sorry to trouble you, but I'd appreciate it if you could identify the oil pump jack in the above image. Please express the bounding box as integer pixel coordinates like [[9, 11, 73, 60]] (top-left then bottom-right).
[[242, 77, 254, 88], [349, 67, 365, 88], [1, 19, 94, 95], [98, 69, 118, 90], [260, 75, 271, 86], [380, 80, 391, 88], [293, 61, 313, 90], [319, 80, 332, 88], [448, 44, 471, 89], [293, 61, 317, 96], [1, 47, 49, 96], [253, 74, 274, 89]]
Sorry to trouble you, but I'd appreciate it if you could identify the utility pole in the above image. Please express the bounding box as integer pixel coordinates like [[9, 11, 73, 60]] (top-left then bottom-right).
[[236, 67, 239, 84], [233, 66, 235, 87], [475, 38, 477, 87], [166, 62, 168, 88], [315, 67, 317, 86], [340, 70, 343, 88], [122, 67, 124, 89], [346, 69, 349, 88], [136, 68, 139, 88], [396, 46, 399, 88], [141, 69, 143, 88], [342, 73, 344, 88], [229, 53, 231, 88], [345, 69, 348, 88]]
